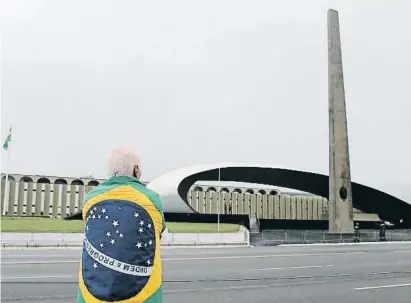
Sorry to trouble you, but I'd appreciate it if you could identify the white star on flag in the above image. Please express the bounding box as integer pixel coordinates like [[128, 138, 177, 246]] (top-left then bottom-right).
[[106, 231, 111, 237], [146, 260, 151, 265], [105, 215, 109, 220], [93, 207, 97, 211], [134, 212, 139, 218], [148, 223, 152, 229], [148, 240, 152, 245], [113, 220, 119, 227], [138, 228, 143, 234], [136, 242, 142, 248], [90, 210, 94, 215], [98, 215, 101, 219], [139, 220, 144, 226], [110, 239, 116, 245], [93, 262, 98, 269], [102, 208, 107, 213], [100, 243, 104, 248], [119, 233, 124, 238], [92, 214, 96, 219]]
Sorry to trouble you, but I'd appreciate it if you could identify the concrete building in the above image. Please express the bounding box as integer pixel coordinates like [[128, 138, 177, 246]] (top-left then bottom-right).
[[3, 163, 409, 226], [0, 173, 104, 218]]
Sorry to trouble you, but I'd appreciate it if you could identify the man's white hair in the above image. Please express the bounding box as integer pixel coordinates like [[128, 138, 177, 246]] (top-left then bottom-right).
[[108, 146, 141, 177]]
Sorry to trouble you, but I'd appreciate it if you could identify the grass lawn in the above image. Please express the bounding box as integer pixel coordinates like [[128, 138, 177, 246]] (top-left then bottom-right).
[[0, 217, 241, 233]]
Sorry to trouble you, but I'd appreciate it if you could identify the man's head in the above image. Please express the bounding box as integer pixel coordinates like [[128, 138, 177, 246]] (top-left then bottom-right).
[[108, 146, 141, 178]]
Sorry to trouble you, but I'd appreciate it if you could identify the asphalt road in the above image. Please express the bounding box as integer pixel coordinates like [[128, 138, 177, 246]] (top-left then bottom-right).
[[2, 243, 411, 302]]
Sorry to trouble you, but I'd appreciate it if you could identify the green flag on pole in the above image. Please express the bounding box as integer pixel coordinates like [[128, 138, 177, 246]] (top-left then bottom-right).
[[3, 126, 12, 151]]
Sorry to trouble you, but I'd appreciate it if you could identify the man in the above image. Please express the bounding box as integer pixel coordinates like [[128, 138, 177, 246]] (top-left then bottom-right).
[[77, 147, 166, 303]]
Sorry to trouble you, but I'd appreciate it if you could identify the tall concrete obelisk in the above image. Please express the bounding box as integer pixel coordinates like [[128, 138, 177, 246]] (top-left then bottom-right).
[[327, 9, 354, 234]]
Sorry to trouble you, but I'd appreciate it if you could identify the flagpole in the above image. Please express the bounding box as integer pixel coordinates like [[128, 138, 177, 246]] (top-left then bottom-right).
[[217, 167, 220, 232], [3, 140, 11, 216], [0, 39, 8, 216]]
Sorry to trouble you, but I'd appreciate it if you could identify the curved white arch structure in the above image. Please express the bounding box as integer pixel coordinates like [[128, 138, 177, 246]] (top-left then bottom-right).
[[146, 163, 268, 213], [146, 163, 411, 225], [146, 163, 229, 213]]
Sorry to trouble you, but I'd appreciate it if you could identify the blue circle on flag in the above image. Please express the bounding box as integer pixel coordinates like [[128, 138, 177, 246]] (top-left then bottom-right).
[[81, 199, 156, 301]]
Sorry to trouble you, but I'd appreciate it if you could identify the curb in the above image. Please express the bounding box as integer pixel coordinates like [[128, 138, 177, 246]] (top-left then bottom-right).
[[1, 244, 252, 250], [1, 230, 251, 249], [277, 241, 411, 247]]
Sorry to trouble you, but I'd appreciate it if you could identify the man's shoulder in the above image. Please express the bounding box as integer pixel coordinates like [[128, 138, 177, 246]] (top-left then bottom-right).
[[129, 183, 162, 208], [83, 181, 118, 202]]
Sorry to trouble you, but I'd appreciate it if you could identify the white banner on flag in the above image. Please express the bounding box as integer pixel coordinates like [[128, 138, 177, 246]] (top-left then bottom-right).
[[84, 238, 153, 276]]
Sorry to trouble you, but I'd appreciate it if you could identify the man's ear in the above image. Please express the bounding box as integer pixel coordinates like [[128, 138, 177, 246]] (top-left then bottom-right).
[[134, 165, 140, 178]]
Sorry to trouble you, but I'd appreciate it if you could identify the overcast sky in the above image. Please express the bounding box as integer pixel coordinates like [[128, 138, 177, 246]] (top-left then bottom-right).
[[1, 0, 410, 202]]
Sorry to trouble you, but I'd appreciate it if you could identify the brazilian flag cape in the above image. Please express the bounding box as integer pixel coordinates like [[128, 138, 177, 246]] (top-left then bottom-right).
[[77, 176, 166, 303]]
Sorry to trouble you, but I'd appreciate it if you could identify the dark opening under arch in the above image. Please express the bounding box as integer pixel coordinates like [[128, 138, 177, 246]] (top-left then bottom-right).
[[72, 179, 84, 186], [37, 178, 51, 184], [88, 180, 100, 186], [20, 176, 33, 183], [55, 179, 68, 185], [2, 176, 15, 182]]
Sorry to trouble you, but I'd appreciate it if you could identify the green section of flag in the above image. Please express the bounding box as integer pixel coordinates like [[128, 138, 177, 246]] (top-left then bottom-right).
[[3, 126, 12, 151]]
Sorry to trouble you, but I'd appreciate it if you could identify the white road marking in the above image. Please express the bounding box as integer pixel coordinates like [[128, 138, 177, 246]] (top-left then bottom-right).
[[164, 280, 330, 293], [1, 251, 365, 265], [258, 264, 334, 271], [1, 295, 75, 301], [1, 260, 79, 265], [355, 284, 411, 290], [1, 275, 74, 281], [279, 242, 411, 247], [0, 254, 78, 258], [164, 251, 365, 261], [368, 271, 390, 275]]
